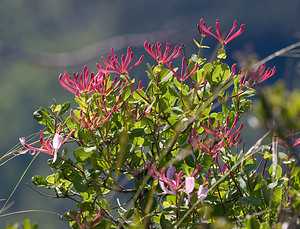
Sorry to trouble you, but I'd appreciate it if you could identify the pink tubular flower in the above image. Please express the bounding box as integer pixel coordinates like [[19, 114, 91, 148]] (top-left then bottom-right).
[[169, 57, 199, 81], [144, 41, 182, 65], [101, 47, 144, 77], [240, 63, 276, 86], [138, 80, 144, 90], [59, 65, 98, 97], [197, 185, 209, 202], [126, 102, 152, 121], [20, 125, 76, 163], [71, 96, 123, 131], [197, 20, 213, 37], [69, 208, 102, 229], [148, 164, 199, 197], [200, 18, 245, 45], [92, 72, 122, 96], [202, 115, 244, 148], [189, 128, 223, 158], [293, 138, 300, 147]]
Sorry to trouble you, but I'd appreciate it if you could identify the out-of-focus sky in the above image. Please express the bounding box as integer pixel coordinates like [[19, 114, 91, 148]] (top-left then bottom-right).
[[1, 0, 300, 228]]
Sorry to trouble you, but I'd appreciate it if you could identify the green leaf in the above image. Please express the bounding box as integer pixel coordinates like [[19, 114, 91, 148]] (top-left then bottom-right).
[[168, 84, 180, 98], [72, 174, 88, 192], [75, 97, 87, 110], [160, 214, 173, 229], [259, 222, 271, 229], [160, 69, 173, 83], [212, 63, 230, 84], [33, 107, 54, 130], [193, 39, 201, 48], [217, 48, 227, 59], [120, 84, 131, 101], [273, 188, 282, 202], [74, 147, 96, 162], [268, 164, 282, 180], [244, 163, 256, 173], [32, 175, 48, 186], [130, 128, 145, 138], [246, 216, 260, 229], [240, 196, 261, 206], [198, 153, 213, 170], [169, 107, 184, 115], [253, 174, 264, 191], [58, 101, 71, 117], [52, 104, 61, 113], [133, 89, 146, 101], [23, 219, 31, 229], [125, 209, 135, 219]]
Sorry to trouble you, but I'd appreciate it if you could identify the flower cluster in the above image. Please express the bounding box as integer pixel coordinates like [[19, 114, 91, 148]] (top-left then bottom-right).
[[144, 41, 182, 66], [20, 124, 76, 162], [69, 208, 102, 229], [71, 96, 123, 131], [169, 57, 199, 82], [199, 18, 245, 45], [240, 63, 276, 86], [59, 65, 98, 97], [148, 164, 208, 204], [101, 47, 144, 78]]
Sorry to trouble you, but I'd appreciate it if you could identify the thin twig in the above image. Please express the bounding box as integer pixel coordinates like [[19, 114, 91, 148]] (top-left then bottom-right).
[[251, 41, 300, 69]]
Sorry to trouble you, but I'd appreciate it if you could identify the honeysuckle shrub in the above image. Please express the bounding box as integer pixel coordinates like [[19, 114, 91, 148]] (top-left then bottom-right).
[[7, 18, 300, 228]]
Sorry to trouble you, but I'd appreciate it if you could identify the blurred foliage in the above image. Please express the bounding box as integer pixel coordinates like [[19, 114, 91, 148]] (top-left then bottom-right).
[[257, 82, 300, 133], [5, 219, 37, 229]]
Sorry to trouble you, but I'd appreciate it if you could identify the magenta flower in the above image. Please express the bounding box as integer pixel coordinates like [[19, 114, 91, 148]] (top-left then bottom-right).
[[144, 41, 182, 65], [197, 185, 209, 202], [240, 63, 276, 86], [202, 115, 244, 148], [20, 125, 76, 162], [138, 80, 145, 90], [101, 47, 144, 77], [197, 20, 213, 37], [200, 18, 245, 45], [71, 96, 123, 131], [294, 138, 300, 147], [169, 57, 198, 82], [189, 128, 223, 157], [59, 65, 98, 97], [69, 208, 102, 229], [126, 102, 152, 121], [148, 164, 199, 197], [92, 71, 122, 96]]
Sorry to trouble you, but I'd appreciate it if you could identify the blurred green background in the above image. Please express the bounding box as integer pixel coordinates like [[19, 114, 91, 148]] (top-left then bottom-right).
[[1, 0, 300, 228]]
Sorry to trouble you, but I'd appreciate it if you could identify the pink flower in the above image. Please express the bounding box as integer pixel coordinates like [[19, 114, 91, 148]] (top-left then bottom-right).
[[169, 57, 198, 82], [200, 18, 245, 45], [101, 47, 143, 77], [189, 128, 223, 157], [240, 63, 276, 86], [148, 164, 199, 197], [69, 207, 102, 229], [293, 138, 300, 147], [71, 96, 123, 131], [202, 115, 243, 148], [197, 185, 209, 202], [197, 20, 213, 37], [59, 65, 98, 97], [20, 125, 76, 162], [91, 65, 122, 95], [126, 102, 152, 121], [138, 80, 144, 90], [144, 41, 182, 65]]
